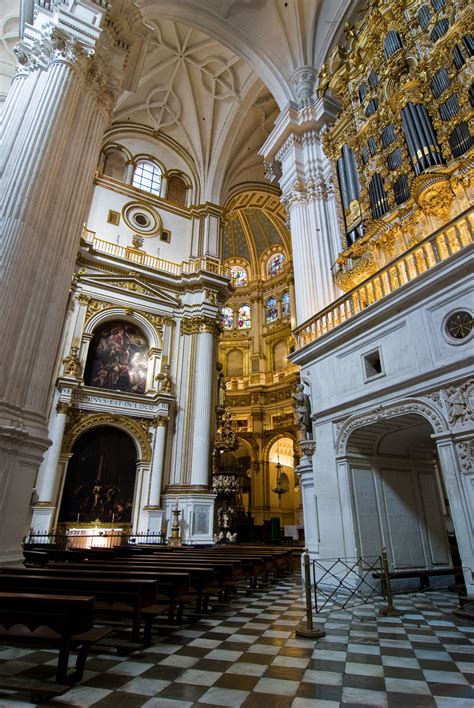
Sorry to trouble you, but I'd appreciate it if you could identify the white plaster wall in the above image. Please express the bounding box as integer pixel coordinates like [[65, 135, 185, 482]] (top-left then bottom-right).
[[301, 258, 473, 416], [294, 250, 473, 568], [87, 185, 193, 263]]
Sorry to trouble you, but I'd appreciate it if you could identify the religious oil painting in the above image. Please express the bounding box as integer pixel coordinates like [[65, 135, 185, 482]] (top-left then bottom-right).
[[58, 427, 137, 524], [84, 321, 148, 394]]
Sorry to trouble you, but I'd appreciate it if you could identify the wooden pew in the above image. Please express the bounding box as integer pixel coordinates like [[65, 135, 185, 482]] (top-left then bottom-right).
[[29, 562, 212, 618], [0, 593, 109, 690], [0, 571, 159, 643]]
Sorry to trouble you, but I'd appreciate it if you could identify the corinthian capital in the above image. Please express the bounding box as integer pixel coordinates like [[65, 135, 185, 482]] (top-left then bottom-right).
[[15, 0, 150, 115]]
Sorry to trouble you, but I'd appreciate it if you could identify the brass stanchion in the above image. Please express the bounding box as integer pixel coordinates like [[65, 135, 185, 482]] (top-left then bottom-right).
[[379, 546, 401, 617], [295, 549, 326, 638], [168, 500, 182, 547]]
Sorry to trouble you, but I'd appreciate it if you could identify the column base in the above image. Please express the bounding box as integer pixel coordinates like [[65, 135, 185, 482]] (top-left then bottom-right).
[[30, 504, 56, 534], [0, 406, 50, 562], [142, 507, 165, 537], [163, 493, 216, 545]]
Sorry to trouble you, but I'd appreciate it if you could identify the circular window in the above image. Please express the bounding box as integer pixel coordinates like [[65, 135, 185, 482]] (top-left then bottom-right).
[[122, 201, 162, 236], [444, 310, 473, 344]]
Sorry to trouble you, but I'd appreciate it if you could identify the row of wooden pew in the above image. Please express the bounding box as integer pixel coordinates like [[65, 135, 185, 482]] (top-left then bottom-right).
[[0, 544, 301, 696]]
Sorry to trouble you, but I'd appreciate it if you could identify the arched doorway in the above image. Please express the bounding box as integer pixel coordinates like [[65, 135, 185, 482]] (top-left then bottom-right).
[[268, 437, 302, 537], [58, 426, 138, 525], [344, 414, 454, 572]]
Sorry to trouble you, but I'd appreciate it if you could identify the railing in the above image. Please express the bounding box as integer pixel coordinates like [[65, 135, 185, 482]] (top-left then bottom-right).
[[81, 228, 231, 278], [294, 211, 473, 350], [23, 530, 167, 550]]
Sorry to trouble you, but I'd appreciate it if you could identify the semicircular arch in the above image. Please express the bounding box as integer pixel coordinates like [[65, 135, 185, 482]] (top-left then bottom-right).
[[62, 414, 152, 463], [335, 397, 449, 457]]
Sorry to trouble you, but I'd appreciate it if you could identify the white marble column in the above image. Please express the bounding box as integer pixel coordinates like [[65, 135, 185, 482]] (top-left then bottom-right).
[[296, 441, 319, 555], [190, 324, 215, 488], [436, 436, 474, 595], [144, 416, 168, 533], [30, 401, 70, 532], [0, 0, 148, 561], [259, 95, 341, 327]]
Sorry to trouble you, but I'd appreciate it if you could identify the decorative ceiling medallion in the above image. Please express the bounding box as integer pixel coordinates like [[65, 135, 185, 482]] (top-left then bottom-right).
[[122, 201, 162, 237]]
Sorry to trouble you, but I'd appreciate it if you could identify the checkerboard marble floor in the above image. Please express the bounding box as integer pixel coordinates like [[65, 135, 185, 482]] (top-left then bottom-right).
[[0, 574, 473, 707]]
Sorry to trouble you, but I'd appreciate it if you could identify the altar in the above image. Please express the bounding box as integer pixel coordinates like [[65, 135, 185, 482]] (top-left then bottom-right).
[[66, 527, 124, 549]]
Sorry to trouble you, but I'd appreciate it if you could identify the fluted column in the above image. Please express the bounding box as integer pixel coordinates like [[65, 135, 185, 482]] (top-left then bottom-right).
[[190, 324, 216, 487], [34, 402, 69, 507], [148, 417, 168, 507], [0, 0, 149, 561], [260, 96, 341, 327]]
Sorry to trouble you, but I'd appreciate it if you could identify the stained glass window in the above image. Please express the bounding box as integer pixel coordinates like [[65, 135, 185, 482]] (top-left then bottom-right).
[[267, 253, 286, 277], [266, 297, 278, 323], [237, 304, 251, 329], [230, 265, 248, 287], [221, 306, 234, 329], [281, 291, 290, 317], [132, 160, 162, 195]]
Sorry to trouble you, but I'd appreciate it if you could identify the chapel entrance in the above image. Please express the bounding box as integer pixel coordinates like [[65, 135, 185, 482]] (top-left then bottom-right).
[[58, 426, 137, 526], [345, 414, 456, 572]]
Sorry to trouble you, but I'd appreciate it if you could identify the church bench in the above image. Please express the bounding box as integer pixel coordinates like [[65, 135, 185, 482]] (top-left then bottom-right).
[[372, 567, 457, 591], [39, 562, 214, 617], [102, 558, 239, 605], [0, 593, 110, 687], [0, 571, 159, 642]]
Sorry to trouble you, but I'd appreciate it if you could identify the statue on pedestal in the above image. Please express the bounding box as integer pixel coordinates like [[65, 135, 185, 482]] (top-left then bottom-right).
[[292, 383, 312, 438]]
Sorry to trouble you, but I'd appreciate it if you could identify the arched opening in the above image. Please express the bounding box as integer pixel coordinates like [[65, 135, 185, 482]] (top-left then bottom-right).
[[273, 339, 287, 370], [58, 426, 137, 525], [166, 173, 188, 206], [103, 148, 127, 181], [84, 321, 149, 394], [345, 413, 457, 578], [267, 437, 303, 540]]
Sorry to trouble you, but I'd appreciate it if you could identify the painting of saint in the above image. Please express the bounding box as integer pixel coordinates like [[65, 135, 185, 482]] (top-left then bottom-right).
[[84, 321, 148, 394]]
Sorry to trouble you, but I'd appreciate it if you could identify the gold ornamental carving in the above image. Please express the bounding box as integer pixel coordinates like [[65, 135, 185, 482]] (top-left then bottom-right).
[[412, 174, 455, 222], [335, 252, 377, 292], [85, 299, 113, 325], [62, 412, 153, 462], [181, 316, 223, 336], [62, 346, 82, 378]]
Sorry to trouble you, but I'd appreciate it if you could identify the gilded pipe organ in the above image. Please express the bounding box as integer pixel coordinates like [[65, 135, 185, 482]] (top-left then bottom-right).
[[320, 0, 473, 291]]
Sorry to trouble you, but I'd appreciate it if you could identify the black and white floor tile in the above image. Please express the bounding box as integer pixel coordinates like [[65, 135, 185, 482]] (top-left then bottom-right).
[[0, 575, 473, 707]]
